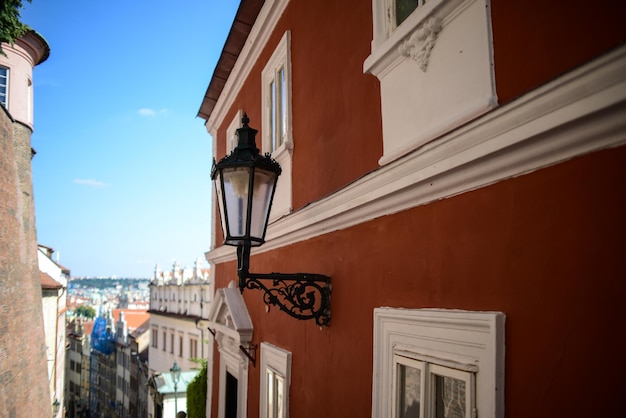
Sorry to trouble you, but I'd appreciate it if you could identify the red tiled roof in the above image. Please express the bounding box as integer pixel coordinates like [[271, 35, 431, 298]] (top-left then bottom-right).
[[83, 321, 94, 336], [40, 272, 62, 289], [112, 309, 150, 332]]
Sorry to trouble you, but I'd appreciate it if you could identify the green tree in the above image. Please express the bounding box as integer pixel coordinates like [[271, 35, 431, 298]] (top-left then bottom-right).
[[0, 1, 31, 55], [186, 360, 207, 418], [75, 304, 96, 319]]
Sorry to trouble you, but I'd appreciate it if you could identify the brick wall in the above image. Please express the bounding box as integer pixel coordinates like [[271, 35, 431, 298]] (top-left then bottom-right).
[[0, 108, 53, 417]]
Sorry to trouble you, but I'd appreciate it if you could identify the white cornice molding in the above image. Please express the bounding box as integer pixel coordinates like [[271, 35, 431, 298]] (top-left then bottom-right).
[[206, 0, 290, 135], [207, 43, 626, 265]]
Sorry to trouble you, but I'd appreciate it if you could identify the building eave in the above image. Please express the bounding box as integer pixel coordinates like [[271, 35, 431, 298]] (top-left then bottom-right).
[[197, 0, 265, 120]]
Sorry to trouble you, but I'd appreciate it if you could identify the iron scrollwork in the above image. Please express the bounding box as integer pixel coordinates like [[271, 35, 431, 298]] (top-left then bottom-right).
[[242, 272, 331, 327], [237, 243, 332, 327]]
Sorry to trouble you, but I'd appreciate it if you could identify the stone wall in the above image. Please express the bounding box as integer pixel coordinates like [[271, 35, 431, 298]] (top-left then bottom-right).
[[0, 108, 52, 417]]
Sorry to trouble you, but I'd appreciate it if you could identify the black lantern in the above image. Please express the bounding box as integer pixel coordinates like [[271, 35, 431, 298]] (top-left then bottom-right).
[[211, 114, 331, 326]]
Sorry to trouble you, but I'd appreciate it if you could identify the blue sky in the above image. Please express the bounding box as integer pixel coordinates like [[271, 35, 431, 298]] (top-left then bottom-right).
[[21, 1, 239, 277]]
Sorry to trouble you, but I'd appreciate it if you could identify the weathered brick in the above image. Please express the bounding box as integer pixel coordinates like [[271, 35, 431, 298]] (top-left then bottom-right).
[[0, 108, 52, 417]]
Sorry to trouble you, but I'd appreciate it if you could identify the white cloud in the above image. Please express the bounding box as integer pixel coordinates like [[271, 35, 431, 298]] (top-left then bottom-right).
[[138, 108, 169, 117], [73, 178, 110, 188], [138, 108, 156, 116]]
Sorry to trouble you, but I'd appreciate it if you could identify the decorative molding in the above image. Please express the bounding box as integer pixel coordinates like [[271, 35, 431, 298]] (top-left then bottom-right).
[[398, 16, 443, 71], [364, 0, 465, 76], [207, 44, 626, 266]]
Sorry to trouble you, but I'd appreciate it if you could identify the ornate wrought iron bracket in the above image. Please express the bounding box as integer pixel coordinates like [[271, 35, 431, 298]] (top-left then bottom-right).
[[237, 245, 331, 327]]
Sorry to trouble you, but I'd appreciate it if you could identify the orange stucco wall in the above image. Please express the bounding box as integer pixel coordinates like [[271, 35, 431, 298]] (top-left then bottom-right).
[[212, 145, 626, 418], [209, 0, 626, 416], [491, 0, 626, 103], [214, 0, 383, 215]]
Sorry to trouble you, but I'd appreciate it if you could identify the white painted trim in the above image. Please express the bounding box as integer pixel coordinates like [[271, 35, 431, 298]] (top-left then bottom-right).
[[206, 44, 626, 265], [209, 283, 253, 418], [372, 308, 505, 418], [206, 0, 290, 136]]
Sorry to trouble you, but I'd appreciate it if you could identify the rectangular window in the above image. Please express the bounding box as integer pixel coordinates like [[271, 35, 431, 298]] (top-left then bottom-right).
[[163, 331, 167, 352], [373, 308, 505, 418], [260, 343, 291, 418], [394, 0, 423, 27], [261, 31, 294, 222], [265, 368, 286, 418], [152, 328, 158, 348], [170, 333, 175, 354], [0, 66, 8, 108], [179, 335, 184, 357], [393, 354, 474, 418], [262, 32, 292, 155], [189, 337, 198, 359], [268, 66, 286, 152]]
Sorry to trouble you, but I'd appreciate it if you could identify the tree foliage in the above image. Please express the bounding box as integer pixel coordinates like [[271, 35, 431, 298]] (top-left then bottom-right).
[[186, 359, 207, 418], [0, 1, 31, 55], [75, 304, 96, 319]]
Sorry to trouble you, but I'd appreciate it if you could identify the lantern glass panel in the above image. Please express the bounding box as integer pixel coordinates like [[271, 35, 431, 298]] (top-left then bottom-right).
[[249, 168, 278, 242], [222, 166, 252, 242], [214, 172, 228, 239]]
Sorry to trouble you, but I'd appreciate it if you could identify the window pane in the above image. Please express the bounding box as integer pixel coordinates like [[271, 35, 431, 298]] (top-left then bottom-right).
[[0, 67, 7, 108], [267, 369, 275, 417], [278, 66, 286, 147], [396, 0, 419, 26], [434, 375, 466, 418], [276, 373, 285, 417], [398, 364, 421, 418], [270, 80, 276, 151]]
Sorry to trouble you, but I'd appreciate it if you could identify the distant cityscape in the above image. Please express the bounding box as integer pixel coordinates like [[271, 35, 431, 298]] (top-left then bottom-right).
[[67, 277, 152, 313]]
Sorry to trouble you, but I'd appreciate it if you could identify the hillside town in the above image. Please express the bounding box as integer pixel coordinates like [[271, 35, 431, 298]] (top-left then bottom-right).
[[1, 1, 625, 418], [43, 250, 211, 418]]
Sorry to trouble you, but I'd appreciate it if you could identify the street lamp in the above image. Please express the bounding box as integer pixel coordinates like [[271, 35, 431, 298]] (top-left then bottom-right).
[[52, 399, 60, 416], [170, 362, 181, 417], [211, 114, 331, 326]]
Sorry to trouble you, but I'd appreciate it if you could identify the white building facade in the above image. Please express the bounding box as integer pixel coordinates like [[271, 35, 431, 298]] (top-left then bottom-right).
[[38, 245, 68, 418], [148, 258, 214, 416]]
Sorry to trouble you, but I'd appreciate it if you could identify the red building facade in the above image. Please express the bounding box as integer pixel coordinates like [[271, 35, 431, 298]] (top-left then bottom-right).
[[199, 1, 626, 417]]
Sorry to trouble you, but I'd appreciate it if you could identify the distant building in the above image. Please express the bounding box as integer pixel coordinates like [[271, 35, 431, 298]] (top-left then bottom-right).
[[113, 309, 150, 418], [148, 258, 213, 417], [88, 308, 149, 418], [39, 245, 69, 418], [0, 29, 52, 418], [65, 319, 93, 418], [148, 368, 200, 418], [130, 321, 151, 418], [89, 311, 116, 418]]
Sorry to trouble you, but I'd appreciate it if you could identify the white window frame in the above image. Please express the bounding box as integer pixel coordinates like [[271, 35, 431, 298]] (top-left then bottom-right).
[[259, 343, 291, 418], [0, 66, 8, 109], [262, 31, 293, 222], [262, 31, 293, 156], [373, 308, 505, 418], [392, 353, 476, 418]]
